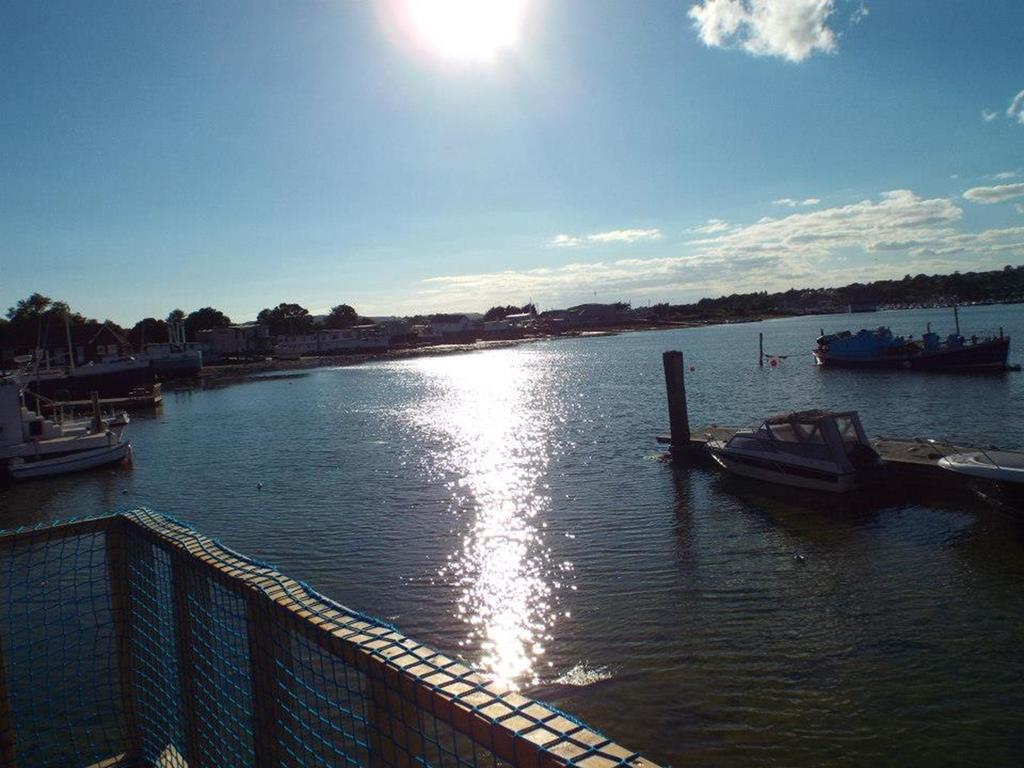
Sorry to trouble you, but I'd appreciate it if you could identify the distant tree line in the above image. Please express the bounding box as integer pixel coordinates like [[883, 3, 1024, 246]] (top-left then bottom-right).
[[3, 266, 1021, 354], [483, 303, 537, 321], [646, 265, 1024, 321]]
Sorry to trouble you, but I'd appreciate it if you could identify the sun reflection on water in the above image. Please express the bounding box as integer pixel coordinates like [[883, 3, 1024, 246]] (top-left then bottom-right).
[[407, 349, 564, 689]]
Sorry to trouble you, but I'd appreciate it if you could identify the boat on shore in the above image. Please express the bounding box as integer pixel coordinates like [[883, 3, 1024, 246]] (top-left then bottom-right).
[[814, 324, 1010, 371], [0, 378, 131, 482], [706, 410, 880, 493]]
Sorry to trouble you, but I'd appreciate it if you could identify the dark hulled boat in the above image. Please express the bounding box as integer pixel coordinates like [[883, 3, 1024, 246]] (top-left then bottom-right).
[[814, 326, 1010, 371]]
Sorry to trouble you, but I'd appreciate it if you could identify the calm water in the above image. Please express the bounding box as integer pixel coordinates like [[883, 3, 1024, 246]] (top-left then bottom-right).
[[3, 305, 1024, 766]]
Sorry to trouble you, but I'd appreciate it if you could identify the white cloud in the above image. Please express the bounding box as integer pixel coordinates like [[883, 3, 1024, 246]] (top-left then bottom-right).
[[1017, 204, 1024, 215], [550, 228, 661, 247], [963, 183, 1024, 204], [421, 190, 1024, 309], [690, 218, 732, 233], [986, 170, 1018, 180], [773, 197, 820, 207], [1007, 89, 1024, 125], [982, 109, 998, 122], [687, 0, 840, 63], [551, 234, 582, 248]]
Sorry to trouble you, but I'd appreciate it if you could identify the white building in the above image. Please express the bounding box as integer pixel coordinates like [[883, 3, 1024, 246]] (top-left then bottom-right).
[[273, 325, 389, 359]]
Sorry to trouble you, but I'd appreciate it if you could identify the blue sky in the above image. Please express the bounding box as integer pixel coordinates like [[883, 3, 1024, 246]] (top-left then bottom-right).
[[2, 0, 1023, 324]]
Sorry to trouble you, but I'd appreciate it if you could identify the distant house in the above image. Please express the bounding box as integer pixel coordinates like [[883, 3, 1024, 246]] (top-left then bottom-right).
[[199, 323, 269, 359], [273, 325, 389, 359], [566, 303, 626, 326], [432, 313, 479, 335]]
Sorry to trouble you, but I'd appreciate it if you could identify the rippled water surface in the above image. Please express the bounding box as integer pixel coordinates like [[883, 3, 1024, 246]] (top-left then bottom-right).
[[3, 306, 1024, 766]]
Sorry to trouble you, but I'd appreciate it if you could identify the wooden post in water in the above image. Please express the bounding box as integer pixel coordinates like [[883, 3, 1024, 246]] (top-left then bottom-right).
[[662, 350, 690, 457], [954, 304, 960, 336], [91, 390, 104, 433], [758, 332, 764, 367]]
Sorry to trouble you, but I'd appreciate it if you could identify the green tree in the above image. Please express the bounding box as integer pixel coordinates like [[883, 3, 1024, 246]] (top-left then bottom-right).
[[7, 292, 53, 321], [323, 304, 358, 329], [184, 307, 231, 341], [257, 303, 313, 336], [129, 317, 168, 348], [166, 308, 186, 325]]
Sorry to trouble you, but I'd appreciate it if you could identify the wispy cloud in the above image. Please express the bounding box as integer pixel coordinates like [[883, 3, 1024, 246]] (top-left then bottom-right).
[[773, 197, 820, 207], [687, 0, 842, 63], [1008, 89, 1024, 125], [420, 190, 1024, 309], [690, 218, 732, 234], [986, 170, 1018, 180], [982, 109, 999, 122], [963, 183, 1024, 204], [550, 228, 662, 247]]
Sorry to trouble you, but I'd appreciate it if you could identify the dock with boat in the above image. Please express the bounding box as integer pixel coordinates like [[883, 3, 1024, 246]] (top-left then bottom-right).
[[658, 350, 1024, 504]]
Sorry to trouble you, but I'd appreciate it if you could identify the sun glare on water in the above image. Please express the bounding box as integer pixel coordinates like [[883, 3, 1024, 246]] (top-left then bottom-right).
[[389, 0, 529, 62]]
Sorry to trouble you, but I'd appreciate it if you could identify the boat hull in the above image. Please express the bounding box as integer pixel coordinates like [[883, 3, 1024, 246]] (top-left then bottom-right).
[[815, 337, 1009, 371], [709, 447, 859, 493], [26, 365, 155, 400], [8, 441, 131, 480]]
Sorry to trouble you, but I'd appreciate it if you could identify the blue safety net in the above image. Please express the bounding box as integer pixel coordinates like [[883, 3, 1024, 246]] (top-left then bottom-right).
[[0, 511, 649, 768]]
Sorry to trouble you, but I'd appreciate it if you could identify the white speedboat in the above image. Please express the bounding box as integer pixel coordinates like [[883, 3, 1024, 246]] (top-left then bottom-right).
[[938, 450, 1024, 486], [707, 410, 879, 493], [0, 379, 131, 482]]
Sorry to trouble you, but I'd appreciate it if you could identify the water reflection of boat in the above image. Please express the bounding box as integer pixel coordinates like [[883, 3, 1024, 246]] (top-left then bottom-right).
[[706, 411, 880, 493], [0, 378, 131, 482]]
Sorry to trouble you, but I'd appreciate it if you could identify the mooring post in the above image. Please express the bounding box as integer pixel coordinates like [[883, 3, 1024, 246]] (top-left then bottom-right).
[[954, 304, 960, 336], [758, 332, 764, 367], [662, 351, 690, 456]]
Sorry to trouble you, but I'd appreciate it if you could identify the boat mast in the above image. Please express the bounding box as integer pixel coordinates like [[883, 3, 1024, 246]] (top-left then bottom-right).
[[64, 310, 75, 372]]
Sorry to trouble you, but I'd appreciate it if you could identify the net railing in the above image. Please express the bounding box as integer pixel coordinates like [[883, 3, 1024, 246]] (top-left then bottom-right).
[[0, 509, 657, 768]]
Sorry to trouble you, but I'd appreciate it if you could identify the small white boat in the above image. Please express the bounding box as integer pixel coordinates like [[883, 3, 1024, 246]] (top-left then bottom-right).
[[938, 450, 1024, 486], [8, 440, 131, 480], [0, 378, 132, 482], [707, 410, 879, 493]]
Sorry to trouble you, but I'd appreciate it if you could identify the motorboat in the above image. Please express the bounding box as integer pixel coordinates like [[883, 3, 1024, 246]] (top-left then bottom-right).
[[706, 410, 880, 493], [0, 378, 131, 482], [938, 450, 1024, 486]]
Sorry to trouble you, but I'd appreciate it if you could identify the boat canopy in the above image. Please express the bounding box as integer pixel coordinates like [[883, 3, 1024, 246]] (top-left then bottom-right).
[[732, 410, 870, 471]]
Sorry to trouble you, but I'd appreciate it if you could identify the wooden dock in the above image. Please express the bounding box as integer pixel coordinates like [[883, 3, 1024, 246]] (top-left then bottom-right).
[[657, 427, 987, 483], [37, 384, 162, 413], [657, 350, 1021, 497]]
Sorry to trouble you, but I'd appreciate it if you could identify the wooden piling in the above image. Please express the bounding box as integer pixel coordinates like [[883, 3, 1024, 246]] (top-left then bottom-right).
[[91, 391, 104, 433], [954, 304, 960, 336], [759, 333, 764, 367], [662, 351, 690, 454]]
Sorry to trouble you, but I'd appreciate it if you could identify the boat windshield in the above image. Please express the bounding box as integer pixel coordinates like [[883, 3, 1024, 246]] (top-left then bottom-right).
[[834, 415, 862, 443], [743, 420, 834, 461]]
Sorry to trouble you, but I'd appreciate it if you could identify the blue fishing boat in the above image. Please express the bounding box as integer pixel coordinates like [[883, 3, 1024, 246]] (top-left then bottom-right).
[[814, 323, 1010, 371]]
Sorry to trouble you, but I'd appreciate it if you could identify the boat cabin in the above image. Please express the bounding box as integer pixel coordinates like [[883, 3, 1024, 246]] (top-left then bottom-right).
[[727, 410, 870, 472]]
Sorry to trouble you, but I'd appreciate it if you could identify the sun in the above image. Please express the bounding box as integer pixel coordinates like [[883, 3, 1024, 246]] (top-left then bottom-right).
[[389, 0, 530, 62]]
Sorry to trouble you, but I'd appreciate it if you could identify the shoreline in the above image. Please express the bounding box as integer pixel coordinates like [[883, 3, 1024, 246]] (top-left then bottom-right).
[[197, 322, 713, 384]]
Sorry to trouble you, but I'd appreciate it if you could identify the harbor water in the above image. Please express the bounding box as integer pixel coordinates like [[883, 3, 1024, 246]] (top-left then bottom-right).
[[2, 305, 1023, 766]]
